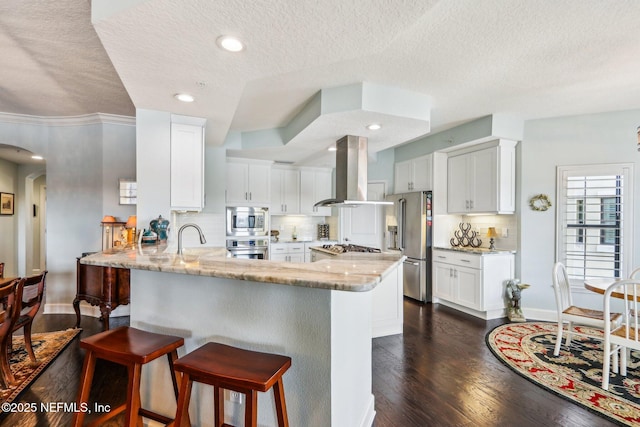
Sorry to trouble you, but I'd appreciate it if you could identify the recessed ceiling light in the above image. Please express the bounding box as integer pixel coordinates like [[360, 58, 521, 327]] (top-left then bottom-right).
[[217, 35, 245, 52], [174, 93, 195, 103], [367, 123, 382, 131], [328, 146, 337, 152], [31, 155, 43, 160]]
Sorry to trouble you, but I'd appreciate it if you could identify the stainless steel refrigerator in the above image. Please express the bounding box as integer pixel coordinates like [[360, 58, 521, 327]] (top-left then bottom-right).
[[385, 191, 432, 302]]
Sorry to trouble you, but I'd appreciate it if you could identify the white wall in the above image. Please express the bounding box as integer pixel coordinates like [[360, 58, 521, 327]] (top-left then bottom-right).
[[520, 109, 640, 315], [136, 109, 228, 247]]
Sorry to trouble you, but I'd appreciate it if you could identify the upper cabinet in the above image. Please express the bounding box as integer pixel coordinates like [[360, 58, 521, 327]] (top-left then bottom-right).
[[271, 166, 300, 215], [170, 116, 205, 211], [226, 158, 272, 206], [394, 154, 432, 193], [447, 139, 517, 214], [300, 168, 332, 216]]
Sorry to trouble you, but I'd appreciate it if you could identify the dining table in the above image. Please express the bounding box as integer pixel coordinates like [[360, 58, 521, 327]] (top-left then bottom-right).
[[584, 278, 640, 301], [0, 277, 17, 287]]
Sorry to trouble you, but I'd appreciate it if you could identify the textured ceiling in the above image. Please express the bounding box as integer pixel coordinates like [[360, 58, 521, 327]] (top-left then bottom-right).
[[2, 0, 640, 166]]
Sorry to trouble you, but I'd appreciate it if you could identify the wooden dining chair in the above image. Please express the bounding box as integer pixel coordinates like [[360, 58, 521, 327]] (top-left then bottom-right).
[[9, 272, 47, 364], [602, 278, 640, 390], [552, 262, 622, 356], [0, 279, 18, 388]]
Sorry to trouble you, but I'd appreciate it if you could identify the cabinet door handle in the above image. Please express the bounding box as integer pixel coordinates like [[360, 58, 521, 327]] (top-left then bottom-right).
[[245, 192, 248, 200], [437, 255, 446, 259], [460, 259, 471, 263], [453, 269, 458, 278], [449, 268, 453, 277], [469, 200, 473, 209], [404, 261, 420, 266], [249, 192, 252, 200]]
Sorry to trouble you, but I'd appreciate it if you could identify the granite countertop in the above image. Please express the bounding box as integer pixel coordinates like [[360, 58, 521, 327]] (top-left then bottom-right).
[[433, 246, 516, 255], [310, 246, 404, 261], [80, 245, 403, 292]]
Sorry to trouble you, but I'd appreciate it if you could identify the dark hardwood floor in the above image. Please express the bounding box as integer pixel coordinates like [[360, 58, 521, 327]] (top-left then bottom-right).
[[1, 301, 616, 426]]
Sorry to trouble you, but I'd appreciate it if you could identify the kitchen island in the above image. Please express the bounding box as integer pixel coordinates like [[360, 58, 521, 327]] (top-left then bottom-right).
[[81, 245, 403, 427]]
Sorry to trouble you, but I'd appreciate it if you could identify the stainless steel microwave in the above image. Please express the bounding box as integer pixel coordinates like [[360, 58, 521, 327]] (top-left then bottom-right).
[[226, 206, 269, 236]]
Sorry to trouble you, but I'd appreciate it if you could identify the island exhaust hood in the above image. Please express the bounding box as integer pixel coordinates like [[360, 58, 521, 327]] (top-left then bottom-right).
[[314, 135, 393, 208]]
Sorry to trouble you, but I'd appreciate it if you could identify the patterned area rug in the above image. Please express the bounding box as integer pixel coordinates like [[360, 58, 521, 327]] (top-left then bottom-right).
[[0, 329, 81, 404], [486, 322, 640, 426]]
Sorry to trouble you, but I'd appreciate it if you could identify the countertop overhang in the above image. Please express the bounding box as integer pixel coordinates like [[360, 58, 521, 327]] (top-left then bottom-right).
[[80, 245, 404, 292]]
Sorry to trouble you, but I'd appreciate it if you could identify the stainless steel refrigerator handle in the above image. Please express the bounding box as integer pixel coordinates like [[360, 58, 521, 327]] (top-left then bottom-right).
[[398, 198, 406, 250]]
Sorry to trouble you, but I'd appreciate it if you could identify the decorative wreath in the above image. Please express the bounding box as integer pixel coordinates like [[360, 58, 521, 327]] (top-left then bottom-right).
[[529, 194, 552, 211]]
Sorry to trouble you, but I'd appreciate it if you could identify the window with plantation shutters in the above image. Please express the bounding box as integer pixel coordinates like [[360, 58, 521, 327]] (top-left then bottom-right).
[[556, 164, 634, 283]]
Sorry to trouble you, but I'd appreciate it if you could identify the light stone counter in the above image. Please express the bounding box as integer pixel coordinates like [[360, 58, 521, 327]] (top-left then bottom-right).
[[309, 246, 404, 261], [81, 244, 402, 292], [433, 246, 517, 255], [80, 244, 400, 426]]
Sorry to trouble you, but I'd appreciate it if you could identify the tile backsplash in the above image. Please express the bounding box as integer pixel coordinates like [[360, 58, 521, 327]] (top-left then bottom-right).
[[271, 215, 334, 241], [435, 214, 518, 251]]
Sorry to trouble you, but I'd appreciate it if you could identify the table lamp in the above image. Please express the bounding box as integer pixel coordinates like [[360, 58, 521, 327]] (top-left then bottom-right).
[[487, 227, 497, 250], [125, 215, 137, 244]]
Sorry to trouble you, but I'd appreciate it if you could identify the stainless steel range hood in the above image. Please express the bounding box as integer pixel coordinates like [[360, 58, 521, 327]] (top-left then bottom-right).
[[314, 135, 392, 208]]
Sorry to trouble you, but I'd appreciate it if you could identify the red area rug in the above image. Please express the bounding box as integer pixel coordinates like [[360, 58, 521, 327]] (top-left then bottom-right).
[[0, 329, 81, 405], [487, 322, 640, 426]]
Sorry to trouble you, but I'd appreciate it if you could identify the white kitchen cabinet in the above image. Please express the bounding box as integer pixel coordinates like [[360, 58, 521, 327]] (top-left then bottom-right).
[[270, 242, 305, 262], [170, 117, 205, 211], [432, 249, 514, 319], [271, 166, 300, 215], [447, 139, 516, 214], [226, 158, 272, 206], [300, 168, 332, 216], [394, 154, 432, 193]]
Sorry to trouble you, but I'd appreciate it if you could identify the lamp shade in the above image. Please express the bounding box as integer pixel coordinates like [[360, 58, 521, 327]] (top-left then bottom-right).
[[101, 215, 116, 223], [125, 215, 137, 229], [486, 227, 498, 238]]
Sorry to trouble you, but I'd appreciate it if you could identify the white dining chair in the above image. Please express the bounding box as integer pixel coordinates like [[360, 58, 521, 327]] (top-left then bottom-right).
[[552, 262, 622, 356], [602, 278, 640, 390]]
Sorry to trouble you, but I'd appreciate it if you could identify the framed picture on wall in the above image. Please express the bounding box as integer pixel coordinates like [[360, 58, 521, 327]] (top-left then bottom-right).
[[0, 192, 14, 215]]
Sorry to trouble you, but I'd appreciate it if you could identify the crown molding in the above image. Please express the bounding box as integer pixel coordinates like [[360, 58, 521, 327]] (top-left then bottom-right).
[[0, 112, 135, 127]]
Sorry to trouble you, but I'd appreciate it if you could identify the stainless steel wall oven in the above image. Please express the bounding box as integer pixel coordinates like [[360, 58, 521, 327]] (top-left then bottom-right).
[[226, 239, 269, 260]]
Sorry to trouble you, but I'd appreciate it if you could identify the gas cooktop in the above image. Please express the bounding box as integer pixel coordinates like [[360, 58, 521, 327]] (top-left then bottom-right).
[[321, 244, 382, 254]]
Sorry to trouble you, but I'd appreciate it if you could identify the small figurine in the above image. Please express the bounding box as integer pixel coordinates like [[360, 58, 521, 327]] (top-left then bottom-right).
[[150, 214, 170, 242], [506, 279, 530, 322]]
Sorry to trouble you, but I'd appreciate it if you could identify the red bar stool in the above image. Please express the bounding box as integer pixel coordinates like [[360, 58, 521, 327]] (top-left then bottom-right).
[[72, 326, 185, 427], [173, 342, 291, 427]]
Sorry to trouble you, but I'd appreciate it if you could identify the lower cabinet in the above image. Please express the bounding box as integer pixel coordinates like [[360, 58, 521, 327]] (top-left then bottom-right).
[[270, 242, 305, 262], [433, 249, 514, 319]]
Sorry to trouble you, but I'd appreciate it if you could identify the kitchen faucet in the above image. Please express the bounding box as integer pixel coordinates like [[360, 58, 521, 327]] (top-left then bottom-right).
[[177, 223, 207, 255]]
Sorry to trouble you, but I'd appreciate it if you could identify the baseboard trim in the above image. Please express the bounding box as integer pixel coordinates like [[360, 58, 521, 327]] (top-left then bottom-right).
[[359, 393, 376, 427], [43, 302, 130, 318]]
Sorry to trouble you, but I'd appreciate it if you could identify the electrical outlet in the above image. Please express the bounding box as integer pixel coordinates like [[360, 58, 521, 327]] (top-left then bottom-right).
[[227, 390, 244, 404], [502, 228, 508, 238]]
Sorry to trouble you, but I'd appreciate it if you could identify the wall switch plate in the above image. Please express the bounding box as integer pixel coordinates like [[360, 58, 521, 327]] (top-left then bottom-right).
[[227, 389, 244, 404], [501, 228, 508, 238]]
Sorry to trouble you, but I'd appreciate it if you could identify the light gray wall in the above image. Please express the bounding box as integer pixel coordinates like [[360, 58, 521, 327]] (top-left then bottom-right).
[[0, 116, 135, 311], [0, 158, 18, 276], [520, 109, 640, 314]]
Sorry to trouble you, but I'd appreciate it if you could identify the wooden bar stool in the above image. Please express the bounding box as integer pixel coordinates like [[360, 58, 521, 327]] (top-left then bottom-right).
[[173, 342, 291, 427], [72, 326, 185, 427]]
